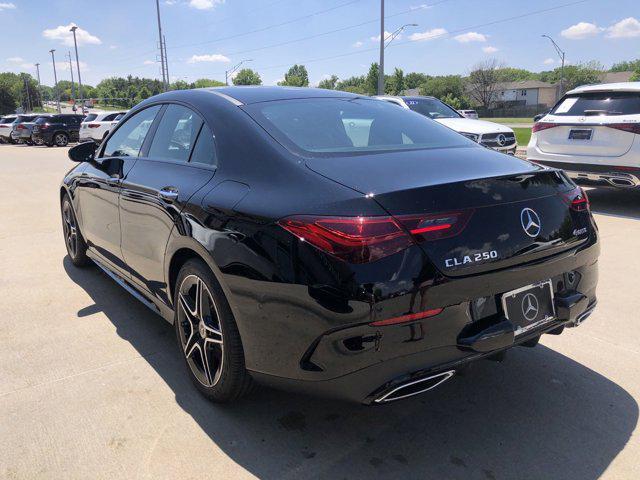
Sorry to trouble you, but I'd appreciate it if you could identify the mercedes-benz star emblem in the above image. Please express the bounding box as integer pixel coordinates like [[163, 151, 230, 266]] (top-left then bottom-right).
[[521, 293, 539, 322], [521, 208, 541, 238], [496, 134, 506, 146]]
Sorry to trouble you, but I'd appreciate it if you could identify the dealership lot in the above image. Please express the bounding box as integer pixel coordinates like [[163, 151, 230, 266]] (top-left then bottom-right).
[[1, 144, 639, 480]]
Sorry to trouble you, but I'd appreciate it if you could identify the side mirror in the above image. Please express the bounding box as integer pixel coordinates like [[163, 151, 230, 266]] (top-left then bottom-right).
[[68, 141, 97, 163]]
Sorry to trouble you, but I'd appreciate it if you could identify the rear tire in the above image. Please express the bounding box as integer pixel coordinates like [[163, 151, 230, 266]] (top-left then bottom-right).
[[61, 194, 89, 267], [174, 259, 253, 403], [54, 132, 69, 147]]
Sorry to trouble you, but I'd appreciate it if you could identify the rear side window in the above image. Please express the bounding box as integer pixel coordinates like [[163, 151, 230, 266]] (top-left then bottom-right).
[[102, 105, 161, 158], [103, 113, 119, 121], [35, 117, 49, 124], [1, 117, 16, 123], [83, 114, 98, 122], [148, 105, 203, 162], [551, 92, 640, 116], [189, 124, 217, 167]]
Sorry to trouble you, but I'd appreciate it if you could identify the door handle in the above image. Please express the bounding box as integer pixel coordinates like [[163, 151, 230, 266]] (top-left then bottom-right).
[[159, 187, 179, 202]]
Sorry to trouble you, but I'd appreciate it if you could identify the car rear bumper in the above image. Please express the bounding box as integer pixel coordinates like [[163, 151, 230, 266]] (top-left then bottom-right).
[[32, 132, 54, 144], [244, 237, 599, 403], [530, 159, 640, 188]]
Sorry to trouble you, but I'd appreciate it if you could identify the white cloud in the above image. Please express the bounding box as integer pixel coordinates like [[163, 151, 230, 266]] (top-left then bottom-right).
[[42, 23, 102, 47], [352, 41, 363, 48], [560, 22, 603, 40], [0, 3, 16, 11], [482, 46, 498, 53], [7, 56, 24, 63], [109, 45, 118, 50], [143, 60, 156, 65], [189, 0, 224, 10], [187, 53, 230, 63], [543, 58, 556, 65], [410, 4, 431, 10], [409, 28, 447, 41], [454, 31, 487, 43], [606, 17, 640, 38], [371, 31, 397, 42], [55, 60, 89, 72]]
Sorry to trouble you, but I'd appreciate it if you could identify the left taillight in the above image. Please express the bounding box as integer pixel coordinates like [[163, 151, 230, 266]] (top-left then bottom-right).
[[532, 122, 559, 133], [277, 215, 414, 264], [561, 186, 590, 212], [395, 210, 474, 242]]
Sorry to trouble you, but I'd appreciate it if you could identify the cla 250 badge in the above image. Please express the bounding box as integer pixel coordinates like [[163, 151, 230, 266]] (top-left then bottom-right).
[[445, 250, 498, 268]]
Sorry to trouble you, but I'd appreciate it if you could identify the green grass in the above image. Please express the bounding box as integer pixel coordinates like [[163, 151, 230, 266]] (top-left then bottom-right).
[[513, 127, 532, 146], [482, 117, 532, 124]]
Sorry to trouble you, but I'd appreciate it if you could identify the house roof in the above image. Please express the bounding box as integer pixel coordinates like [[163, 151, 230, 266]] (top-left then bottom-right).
[[602, 71, 634, 83], [497, 80, 558, 90]]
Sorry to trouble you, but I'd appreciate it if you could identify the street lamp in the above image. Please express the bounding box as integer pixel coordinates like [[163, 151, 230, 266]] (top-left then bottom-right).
[[49, 49, 61, 113], [35, 63, 42, 109], [226, 59, 252, 86], [385, 23, 418, 49], [541, 34, 566, 97], [70, 26, 84, 108]]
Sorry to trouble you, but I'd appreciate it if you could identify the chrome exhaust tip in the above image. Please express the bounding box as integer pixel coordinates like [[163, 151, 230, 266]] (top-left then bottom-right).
[[374, 370, 456, 403], [607, 177, 636, 188]]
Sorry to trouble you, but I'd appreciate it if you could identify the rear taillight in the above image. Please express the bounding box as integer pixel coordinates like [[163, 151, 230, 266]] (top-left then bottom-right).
[[605, 123, 640, 135], [395, 210, 474, 242], [561, 187, 590, 212], [88, 123, 100, 128], [532, 122, 559, 133], [278, 215, 413, 264], [40, 123, 50, 130], [16, 124, 26, 130], [370, 308, 444, 326]]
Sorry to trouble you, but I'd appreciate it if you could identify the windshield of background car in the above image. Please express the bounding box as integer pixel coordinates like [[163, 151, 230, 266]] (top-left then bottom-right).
[[550, 91, 640, 116], [245, 97, 472, 156], [403, 98, 462, 119]]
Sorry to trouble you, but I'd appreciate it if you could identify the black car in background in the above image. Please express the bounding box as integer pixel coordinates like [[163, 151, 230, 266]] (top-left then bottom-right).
[[33, 114, 84, 147], [60, 87, 599, 404]]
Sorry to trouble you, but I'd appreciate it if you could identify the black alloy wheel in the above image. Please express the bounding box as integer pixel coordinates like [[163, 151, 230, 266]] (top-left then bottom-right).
[[61, 195, 89, 266]]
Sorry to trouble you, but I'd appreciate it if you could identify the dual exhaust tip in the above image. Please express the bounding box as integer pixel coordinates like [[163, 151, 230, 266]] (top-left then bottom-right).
[[374, 370, 456, 403]]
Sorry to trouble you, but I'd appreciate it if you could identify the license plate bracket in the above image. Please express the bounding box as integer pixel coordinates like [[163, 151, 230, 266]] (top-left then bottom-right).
[[568, 129, 593, 140], [502, 281, 555, 336]]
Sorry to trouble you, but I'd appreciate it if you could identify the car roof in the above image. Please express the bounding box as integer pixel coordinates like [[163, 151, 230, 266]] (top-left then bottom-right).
[[566, 81, 640, 95], [202, 86, 360, 105]]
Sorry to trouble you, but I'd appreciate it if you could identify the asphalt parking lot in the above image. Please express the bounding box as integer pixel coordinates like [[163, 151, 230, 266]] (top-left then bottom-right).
[[1, 144, 639, 480]]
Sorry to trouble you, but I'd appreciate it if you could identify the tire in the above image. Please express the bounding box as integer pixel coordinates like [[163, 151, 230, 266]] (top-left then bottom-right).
[[174, 259, 253, 403], [54, 132, 69, 147], [61, 194, 90, 267]]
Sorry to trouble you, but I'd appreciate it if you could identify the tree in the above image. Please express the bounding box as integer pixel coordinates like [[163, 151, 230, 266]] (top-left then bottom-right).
[[387, 68, 404, 95], [0, 78, 16, 114], [610, 59, 640, 72], [467, 58, 503, 108], [419, 75, 465, 99], [495, 67, 536, 82], [233, 68, 262, 86], [317, 75, 338, 90], [278, 64, 309, 87], [404, 72, 430, 90], [193, 78, 225, 88], [336, 75, 366, 93], [365, 63, 379, 96]]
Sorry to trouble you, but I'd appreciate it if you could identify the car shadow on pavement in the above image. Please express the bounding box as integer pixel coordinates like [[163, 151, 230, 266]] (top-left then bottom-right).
[[585, 187, 640, 220], [64, 257, 638, 480]]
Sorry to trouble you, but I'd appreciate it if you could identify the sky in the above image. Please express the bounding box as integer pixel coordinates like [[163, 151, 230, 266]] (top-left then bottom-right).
[[0, 0, 638, 88]]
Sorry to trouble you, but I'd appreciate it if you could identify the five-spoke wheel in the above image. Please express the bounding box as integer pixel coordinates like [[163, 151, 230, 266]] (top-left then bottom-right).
[[61, 194, 89, 267]]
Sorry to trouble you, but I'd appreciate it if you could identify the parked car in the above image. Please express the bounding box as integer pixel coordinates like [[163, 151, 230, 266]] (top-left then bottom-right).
[[79, 111, 128, 144], [0, 115, 17, 143], [61, 87, 599, 404], [377, 96, 517, 154], [12, 114, 52, 145], [32, 114, 84, 147], [527, 82, 640, 188], [458, 109, 479, 119]]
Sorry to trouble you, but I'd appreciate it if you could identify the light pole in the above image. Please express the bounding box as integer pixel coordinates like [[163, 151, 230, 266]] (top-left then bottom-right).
[[70, 26, 84, 107], [49, 49, 61, 113], [385, 24, 418, 49], [378, 17, 419, 94], [67, 51, 76, 104], [155, 0, 168, 91], [225, 59, 252, 86], [542, 34, 565, 98], [377, 0, 384, 95], [35, 63, 42, 108]]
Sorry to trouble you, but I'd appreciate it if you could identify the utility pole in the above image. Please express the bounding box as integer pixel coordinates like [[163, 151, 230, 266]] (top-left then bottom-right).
[[67, 51, 77, 104], [49, 49, 61, 113], [225, 59, 252, 86], [23, 76, 32, 112], [541, 34, 566, 99], [163, 34, 170, 86], [377, 0, 384, 95], [70, 26, 84, 108], [155, 0, 168, 91], [35, 63, 42, 108]]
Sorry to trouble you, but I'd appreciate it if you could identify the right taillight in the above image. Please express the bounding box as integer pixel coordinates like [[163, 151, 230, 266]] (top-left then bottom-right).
[[606, 123, 640, 135], [88, 123, 100, 128], [532, 122, 559, 133], [562, 186, 590, 212]]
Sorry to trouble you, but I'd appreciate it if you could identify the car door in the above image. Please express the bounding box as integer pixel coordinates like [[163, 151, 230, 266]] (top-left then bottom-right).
[[119, 103, 217, 299], [75, 105, 162, 273]]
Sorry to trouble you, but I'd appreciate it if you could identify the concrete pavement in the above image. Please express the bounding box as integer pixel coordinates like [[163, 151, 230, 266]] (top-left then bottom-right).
[[0, 144, 638, 480]]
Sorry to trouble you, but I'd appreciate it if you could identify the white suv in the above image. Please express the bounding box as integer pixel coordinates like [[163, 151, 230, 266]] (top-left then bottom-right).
[[376, 96, 517, 154], [527, 82, 640, 188], [79, 111, 128, 144]]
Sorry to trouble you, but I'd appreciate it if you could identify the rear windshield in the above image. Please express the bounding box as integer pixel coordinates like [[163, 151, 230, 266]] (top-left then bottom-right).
[[403, 98, 462, 119], [83, 114, 98, 122], [35, 117, 50, 124], [1, 116, 16, 124], [551, 92, 640, 116], [16, 115, 37, 122], [245, 97, 471, 156]]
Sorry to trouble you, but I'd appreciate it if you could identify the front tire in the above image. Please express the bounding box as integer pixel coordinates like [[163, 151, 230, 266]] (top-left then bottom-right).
[[54, 132, 69, 147], [174, 259, 253, 403], [61, 194, 89, 267]]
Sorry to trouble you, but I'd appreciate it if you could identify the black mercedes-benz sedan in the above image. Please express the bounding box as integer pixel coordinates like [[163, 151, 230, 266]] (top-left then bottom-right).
[[60, 86, 599, 404]]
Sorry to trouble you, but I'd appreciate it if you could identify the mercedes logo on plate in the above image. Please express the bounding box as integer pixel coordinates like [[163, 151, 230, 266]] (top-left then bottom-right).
[[496, 134, 507, 146], [521, 293, 539, 321], [521, 208, 541, 238]]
